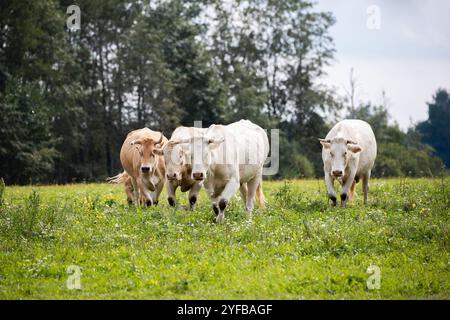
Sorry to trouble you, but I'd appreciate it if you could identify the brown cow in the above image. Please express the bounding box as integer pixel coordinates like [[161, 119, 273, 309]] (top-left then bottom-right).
[[109, 128, 168, 206]]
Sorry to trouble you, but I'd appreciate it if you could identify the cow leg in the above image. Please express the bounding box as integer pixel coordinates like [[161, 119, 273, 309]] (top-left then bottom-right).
[[137, 178, 153, 207], [151, 180, 164, 206], [216, 177, 240, 223], [130, 176, 140, 206], [166, 180, 177, 207], [349, 179, 357, 202], [340, 171, 357, 208], [140, 193, 148, 206], [124, 179, 134, 205], [362, 171, 371, 205], [245, 176, 260, 212], [188, 182, 202, 210], [210, 196, 219, 220], [324, 172, 337, 206], [239, 183, 248, 206]]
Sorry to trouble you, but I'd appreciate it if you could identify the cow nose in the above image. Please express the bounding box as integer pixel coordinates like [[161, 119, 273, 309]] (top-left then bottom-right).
[[141, 166, 150, 173], [332, 170, 343, 177], [167, 173, 177, 180], [193, 172, 204, 180]]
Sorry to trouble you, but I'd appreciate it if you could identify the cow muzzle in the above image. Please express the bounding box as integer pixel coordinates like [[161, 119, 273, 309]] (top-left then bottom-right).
[[192, 172, 204, 181], [166, 173, 180, 181], [332, 170, 343, 178], [141, 166, 152, 173]]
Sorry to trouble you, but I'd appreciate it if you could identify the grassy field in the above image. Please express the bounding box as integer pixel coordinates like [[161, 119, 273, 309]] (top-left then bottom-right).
[[0, 178, 449, 299]]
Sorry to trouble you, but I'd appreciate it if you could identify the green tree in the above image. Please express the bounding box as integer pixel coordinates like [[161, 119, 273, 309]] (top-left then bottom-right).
[[0, 0, 73, 184], [0, 80, 59, 184], [417, 89, 450, 168]]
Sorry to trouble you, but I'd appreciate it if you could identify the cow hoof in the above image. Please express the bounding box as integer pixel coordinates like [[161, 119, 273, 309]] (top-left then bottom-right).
[[215, 213, 225, 224], [153, 200, 158, 206], [212, 204, 219, 215], [340, 194, 348, 207], [219, 199, 227, 211], [189, 196, 197, 208], [127, 199, 133, 206], [340, 193, 347, 206], [329, 195, 337, 207], [168, 197, 175, 207]]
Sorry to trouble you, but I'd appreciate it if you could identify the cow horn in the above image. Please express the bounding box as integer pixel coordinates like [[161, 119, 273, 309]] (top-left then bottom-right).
[[156, 132, 163, 144]]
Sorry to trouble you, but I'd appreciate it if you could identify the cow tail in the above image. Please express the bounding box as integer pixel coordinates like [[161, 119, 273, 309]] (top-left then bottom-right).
[[106, 172, 127, 184], [255, 181, 266, 209]]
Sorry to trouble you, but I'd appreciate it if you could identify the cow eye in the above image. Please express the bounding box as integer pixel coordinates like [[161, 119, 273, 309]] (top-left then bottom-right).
[[330, 152, 334, 157], [344, 152, 347, 156]]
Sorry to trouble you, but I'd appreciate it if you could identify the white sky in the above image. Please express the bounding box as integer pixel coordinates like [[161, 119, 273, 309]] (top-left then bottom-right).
[[315, 0, 450, 129]]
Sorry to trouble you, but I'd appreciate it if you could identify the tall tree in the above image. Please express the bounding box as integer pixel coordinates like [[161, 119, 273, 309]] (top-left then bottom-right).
[[417, 89, 450, 168], [0, 0, 73, 183]]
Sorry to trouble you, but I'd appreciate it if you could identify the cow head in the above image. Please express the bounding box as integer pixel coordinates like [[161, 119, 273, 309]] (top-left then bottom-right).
[[162, 141, 190, 181], [130, 133, 163, 174], [173, 135, 225, 181], [319, 137, 363, 178]]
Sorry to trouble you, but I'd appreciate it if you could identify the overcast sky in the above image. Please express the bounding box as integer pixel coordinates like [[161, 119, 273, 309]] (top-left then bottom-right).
[[315, 0, 450, 129]]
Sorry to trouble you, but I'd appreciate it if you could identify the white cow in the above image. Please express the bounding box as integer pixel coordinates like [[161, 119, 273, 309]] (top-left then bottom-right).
[[162, 126, 206, 210], [319, 119, 377, 207], [177, 120, 269, 222]]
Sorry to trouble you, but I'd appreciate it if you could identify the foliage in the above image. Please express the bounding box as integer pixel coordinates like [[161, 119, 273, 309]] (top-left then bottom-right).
[[0, 80, 60, 184], [0, 178, 5, 207], [0, 179, 448, 299], [417, 89, 450, 168], [277, 137, 316, 179]]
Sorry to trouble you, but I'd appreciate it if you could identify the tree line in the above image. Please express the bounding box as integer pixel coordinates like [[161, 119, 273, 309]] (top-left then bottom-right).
[[0, 0, 448, 184]]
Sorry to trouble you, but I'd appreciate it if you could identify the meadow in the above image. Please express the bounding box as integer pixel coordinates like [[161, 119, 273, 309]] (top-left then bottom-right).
[[0, 177, 449, 299]]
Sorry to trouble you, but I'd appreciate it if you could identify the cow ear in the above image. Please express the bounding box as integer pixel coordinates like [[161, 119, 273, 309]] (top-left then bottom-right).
[[319, 138, 331, 149], [208, 139, 224, 150], [348, 144, 363, 154], [170, 138, 191, 145], [131, 139, 142, 146], [208, 137, 225, 146]]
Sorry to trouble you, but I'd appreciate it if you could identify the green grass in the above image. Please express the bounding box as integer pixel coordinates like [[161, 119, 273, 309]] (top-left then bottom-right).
[[0, 178, 449, 299]]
